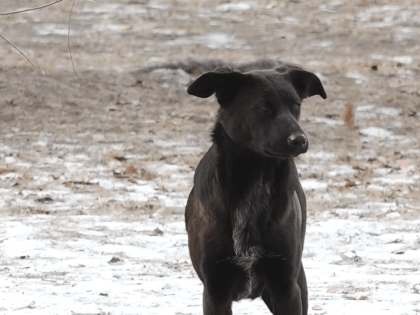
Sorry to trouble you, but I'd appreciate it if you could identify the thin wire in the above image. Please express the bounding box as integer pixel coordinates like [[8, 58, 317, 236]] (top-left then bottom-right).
[[0, 0, 64, 16], [68, 0, 80, 80], [0, 33, 44, 74]]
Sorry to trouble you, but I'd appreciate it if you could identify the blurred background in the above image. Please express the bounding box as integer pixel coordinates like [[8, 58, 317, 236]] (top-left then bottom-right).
[[0, 0, 419, 314]]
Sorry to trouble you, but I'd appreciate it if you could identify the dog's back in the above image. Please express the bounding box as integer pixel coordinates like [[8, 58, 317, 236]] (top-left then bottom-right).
[[185, 65, 326, 315]]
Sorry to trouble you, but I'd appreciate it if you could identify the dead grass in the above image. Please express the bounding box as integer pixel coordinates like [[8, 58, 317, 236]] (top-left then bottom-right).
[[360, 0, 370, 8], [344, 180, 356, 188], [344, 102, 355, 129], [105, 150, 126, 163], [0, 168, 15, 175], [125, 165, 138, 176], [87, 200, 170, 219], [1, 207, 50, 216]]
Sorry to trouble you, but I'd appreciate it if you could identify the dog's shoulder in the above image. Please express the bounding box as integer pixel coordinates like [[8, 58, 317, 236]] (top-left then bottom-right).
[[194, 145, 217, 186], [191, 145, 222, 211]]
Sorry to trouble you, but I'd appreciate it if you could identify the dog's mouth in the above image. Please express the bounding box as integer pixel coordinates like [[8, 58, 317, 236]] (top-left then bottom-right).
[[263, 150, 297, 160]]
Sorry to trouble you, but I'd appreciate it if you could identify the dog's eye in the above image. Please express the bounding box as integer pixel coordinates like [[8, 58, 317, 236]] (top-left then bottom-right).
[[258, 106, 271, 114]]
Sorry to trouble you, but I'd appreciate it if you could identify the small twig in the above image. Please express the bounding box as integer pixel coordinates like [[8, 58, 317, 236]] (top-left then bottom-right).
[[0, 33, 44, 74], [0, 61, 9, 72], [68, 0, 80, 80], [0, 0, 64, 15]]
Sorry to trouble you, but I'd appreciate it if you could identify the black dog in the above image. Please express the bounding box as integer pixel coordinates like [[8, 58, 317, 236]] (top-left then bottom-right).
[[185, 64, 327, 315]]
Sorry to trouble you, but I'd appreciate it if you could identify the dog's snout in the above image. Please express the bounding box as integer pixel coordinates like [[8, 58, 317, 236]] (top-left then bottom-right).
[[287, 134, 307, 148]]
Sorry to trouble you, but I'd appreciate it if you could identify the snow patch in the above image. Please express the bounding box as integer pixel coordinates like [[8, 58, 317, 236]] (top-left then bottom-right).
[[301, 179, 328, 191], [168, 33, 247, 50], [371, 54, 413, 64], [360, 127, 393, 138], [217, 2, 256, 11], [346, 71, 368, 85]]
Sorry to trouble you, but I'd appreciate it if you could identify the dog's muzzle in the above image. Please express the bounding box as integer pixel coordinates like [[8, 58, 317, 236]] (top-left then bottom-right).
[[287, 133, 308, 154]]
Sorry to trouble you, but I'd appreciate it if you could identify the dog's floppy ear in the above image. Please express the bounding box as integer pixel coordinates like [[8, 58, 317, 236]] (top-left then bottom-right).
[[187, 67, 246, 105], [282, 68, 327, 100]]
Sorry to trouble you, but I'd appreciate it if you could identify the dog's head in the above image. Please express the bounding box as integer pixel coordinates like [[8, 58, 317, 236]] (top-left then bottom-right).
[[187, 66, 327, 159]]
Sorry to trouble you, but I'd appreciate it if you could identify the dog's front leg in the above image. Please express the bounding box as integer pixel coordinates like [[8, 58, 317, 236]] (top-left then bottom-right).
[[203, 288, 233, 315], [297, 264, 308, 315], [262, 282, 303, 315], [201, 259, 247, 315], [268, 283, 303, 315], [259, 258, 304, 315]]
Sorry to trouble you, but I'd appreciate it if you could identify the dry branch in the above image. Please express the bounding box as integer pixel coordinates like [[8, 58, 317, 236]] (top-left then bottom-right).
[[0, 33, 44, 74], [0, 0, 65, 73], [0, 0, 64, 15], [0, 61, 9, 71], [68, 0, 80, 79]]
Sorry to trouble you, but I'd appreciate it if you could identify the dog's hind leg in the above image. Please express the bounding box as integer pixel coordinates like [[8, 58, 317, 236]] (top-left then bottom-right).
[[297, 264, 308, 315]]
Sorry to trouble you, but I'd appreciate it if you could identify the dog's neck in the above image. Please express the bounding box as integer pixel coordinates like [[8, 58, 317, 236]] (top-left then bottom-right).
[[212, 122, 292, 259], [212, 122, 290, 196]]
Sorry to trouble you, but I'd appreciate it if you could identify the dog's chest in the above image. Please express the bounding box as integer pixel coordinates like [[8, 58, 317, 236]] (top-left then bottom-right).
[[232, 180, 272, 257], [231, 184, 270, 300], [230, 183, 302, 299]]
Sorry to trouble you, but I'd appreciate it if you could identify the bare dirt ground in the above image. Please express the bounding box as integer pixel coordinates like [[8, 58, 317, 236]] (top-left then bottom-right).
[[0, 0, 420, 314]]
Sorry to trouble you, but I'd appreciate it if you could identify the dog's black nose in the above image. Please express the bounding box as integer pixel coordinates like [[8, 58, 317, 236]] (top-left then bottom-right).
[[287, 134, 307, 148]]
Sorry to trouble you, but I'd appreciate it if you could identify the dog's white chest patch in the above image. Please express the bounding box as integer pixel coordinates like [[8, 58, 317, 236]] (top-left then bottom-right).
[[232, 180, 270, 257], [232, 247, 261, 299], [231, 180, 270, 299]]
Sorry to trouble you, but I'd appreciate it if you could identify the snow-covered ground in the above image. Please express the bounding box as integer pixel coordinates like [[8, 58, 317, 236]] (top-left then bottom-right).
[[1, 210, 419, 314], [0, 128, 419, 314]]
